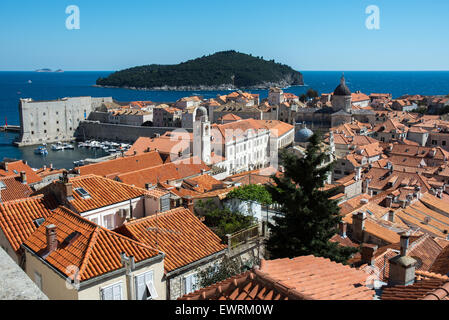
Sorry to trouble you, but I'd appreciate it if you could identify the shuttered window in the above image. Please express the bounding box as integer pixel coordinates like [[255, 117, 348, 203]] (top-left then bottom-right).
[[184, 273, 198, 295], [101, 282, 123, 300], [135, 271, 157, 300]]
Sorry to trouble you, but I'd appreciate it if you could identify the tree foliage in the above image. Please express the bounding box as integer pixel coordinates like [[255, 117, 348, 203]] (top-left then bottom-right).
[[96, 50, 303, 88], [197, 200, 255, 241], [265, 133, 358, 264], [227, 184, 272, 205]]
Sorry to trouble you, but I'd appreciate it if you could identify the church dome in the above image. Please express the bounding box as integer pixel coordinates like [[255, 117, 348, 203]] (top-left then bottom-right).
[[295, 125, 314, 142], [333, 74, 351, 96]]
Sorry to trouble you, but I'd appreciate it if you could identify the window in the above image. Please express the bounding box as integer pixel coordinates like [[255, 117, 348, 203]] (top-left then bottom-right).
[[75, 187, 91, 199], [34, 272, 42, 290], [443, 141, 447, 146], [432, 140, 437, 145], [184, 273, 198, 295], [90, 217, 99, 225], [103, 214, 115, 230], [101, 282, 123, 300], [135, 271, 158, 300]]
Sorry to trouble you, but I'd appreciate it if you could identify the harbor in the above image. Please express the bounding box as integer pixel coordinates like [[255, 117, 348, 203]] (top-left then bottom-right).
[[0, 131, 113, 170]]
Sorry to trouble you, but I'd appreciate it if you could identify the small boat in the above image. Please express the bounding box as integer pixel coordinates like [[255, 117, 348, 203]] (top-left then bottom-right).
[[51, 142, 64, 151], [107, 149, 117, 153], [63, 143, 74, 150], [28, 80, 32, 84], [73, 160, 85, 166], [34, 146, 48, 155]]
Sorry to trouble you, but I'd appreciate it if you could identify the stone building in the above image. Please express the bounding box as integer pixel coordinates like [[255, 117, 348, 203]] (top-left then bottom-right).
[[293, 75, 376, 130], [16, 96, 113, 146]]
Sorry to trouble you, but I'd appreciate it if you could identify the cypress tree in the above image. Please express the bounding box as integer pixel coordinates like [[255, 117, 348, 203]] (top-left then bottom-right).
[[265, 133, 358, 264]]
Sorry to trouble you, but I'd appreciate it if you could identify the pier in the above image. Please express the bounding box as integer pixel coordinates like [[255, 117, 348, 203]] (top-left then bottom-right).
[[0, 125, 20, 133]]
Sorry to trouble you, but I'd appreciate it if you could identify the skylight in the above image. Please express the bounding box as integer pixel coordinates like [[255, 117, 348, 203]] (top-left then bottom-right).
[[33, 218, 45, 228], [0, 181, 6, 190], [75, 187, 91, 199]]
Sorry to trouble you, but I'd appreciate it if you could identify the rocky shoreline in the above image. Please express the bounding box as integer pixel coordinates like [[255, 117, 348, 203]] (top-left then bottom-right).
[[93, 80, 305, 92]]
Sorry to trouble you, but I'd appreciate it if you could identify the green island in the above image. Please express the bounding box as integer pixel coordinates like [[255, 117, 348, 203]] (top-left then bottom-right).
[[96, 50, 304, 91]]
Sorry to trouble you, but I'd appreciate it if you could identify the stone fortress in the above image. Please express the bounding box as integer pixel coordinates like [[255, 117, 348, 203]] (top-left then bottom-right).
[[16, 96, 113, 146]]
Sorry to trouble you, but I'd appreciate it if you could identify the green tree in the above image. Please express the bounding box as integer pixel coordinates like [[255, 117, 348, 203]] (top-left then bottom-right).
[[197, 200, 255, 241], [227, 184, 272, 205], [265, 133, 358, 264]]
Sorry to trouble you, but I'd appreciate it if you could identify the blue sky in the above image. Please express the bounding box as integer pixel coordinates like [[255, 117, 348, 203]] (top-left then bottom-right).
[[0, 0, 448, 71]]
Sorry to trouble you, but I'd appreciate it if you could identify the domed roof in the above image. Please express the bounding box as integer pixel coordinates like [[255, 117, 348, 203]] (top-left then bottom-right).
[[295, 125, 314, 142], [333, 74, 351, 96]]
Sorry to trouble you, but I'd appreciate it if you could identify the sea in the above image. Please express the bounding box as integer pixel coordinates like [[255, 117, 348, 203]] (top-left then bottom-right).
[[1, 71, 449, 170]]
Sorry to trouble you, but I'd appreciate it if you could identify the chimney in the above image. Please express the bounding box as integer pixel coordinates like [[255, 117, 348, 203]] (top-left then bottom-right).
[[46, 224, 58, 254], [338, 221, 347, 238], [385, 196, 393, 208], [388, 231, 417, 286], [3, 162, 8, 172], [50, 163, 53, 170], [19, 171, 27, 184], [361, 243, 378, 266], [64, 182, 73, 199], [352, 212, 366, 242], [388, 210, 395, 223], [355, 167, 362, 181]]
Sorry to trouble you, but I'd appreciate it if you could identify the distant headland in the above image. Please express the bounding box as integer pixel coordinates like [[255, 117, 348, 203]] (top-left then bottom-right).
[[95, 50, 304, 91], [35, 68, 64, 73]]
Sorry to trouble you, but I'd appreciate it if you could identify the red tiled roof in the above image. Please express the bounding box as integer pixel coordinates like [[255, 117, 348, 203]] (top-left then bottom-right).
[[0, 160, 42, 184], [0, 175, 33, 202], [0, 195, 58, 252], [429, 244, 449, 276], [125, 136, 191, 157], [117, 157, 210, 189], [258, 256, 375, 300], [115, 207, 227, 273], [179, 270, 297, 300], [23, 206, 161, 282], [66, 175, 150, 213], [77, 151, 164, 177], [381, 279, 449, 300]]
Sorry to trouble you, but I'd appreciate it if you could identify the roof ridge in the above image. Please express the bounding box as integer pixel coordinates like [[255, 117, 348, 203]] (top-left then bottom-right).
[[125, 207, 190, 226], [77, 226, 99, 280], [0, 194, 45, 206], [72, 174, 151, 194]]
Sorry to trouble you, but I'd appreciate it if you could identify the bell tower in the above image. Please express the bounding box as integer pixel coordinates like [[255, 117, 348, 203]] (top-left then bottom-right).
[[193, 107, 211, 165]]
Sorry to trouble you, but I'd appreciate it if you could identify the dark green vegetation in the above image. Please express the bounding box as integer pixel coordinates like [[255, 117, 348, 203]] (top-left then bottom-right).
[[196, 199, 255, 242], [265, 134, 358, 264], [227, 184, 272, 205], [96, 50, 303, 89]]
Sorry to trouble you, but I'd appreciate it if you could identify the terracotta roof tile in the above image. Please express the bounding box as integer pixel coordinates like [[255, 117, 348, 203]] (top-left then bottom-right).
[[0, 195, 58, 252], [0, 175, 33, 202], [23, 206, 161, 282], [0, 160, 42, 184], [117, 157, 210, 189], [77, 152, 164, 177], [381, 279, 449, 300], [115, 207, 227, 273], [257, 255, 375, 300]]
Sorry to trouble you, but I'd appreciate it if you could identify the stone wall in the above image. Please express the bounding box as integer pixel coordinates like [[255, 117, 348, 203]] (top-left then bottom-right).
[[16, 97, 113, 146], [75, 121, 192, 143], [0, 247, 48, 300]]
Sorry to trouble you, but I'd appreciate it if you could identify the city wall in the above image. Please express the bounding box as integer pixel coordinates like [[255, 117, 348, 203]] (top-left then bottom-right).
[[75, 121, 192, 143]]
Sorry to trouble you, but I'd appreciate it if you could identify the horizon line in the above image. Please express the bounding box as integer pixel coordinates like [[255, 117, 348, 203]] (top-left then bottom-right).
[[1, 69, 449, 72]]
